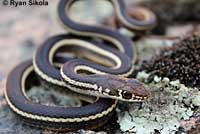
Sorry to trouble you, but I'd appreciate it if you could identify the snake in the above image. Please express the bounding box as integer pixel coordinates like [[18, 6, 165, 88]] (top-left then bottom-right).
[[5, 0, 155, 131], [5, 60, 117, 131]]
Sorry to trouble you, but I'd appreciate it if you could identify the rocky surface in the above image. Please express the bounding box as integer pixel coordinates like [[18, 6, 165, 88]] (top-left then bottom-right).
[[0, 0, 200, 134]]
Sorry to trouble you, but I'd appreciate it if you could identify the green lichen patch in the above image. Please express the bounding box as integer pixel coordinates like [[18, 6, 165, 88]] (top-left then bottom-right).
[[118, 72, 200, 134]]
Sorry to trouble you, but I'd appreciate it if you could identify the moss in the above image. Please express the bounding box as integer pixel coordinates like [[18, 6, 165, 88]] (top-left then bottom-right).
[[142, 34, 200, 88]]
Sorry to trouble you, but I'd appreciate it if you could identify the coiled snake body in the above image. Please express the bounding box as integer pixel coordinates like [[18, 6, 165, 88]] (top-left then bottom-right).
[[5, 0, 156, 131]]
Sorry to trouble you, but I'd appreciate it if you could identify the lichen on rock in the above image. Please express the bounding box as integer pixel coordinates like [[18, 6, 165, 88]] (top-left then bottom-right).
[[118, 72, 200, 134]]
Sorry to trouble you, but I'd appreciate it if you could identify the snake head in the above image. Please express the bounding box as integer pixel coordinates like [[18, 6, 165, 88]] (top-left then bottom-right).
[[120, 78, 151, 102], [97, 75, 150, 102]]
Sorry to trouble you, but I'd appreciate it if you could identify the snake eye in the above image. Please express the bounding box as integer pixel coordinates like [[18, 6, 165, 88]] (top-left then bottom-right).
[[122, 91, 132, 99]]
